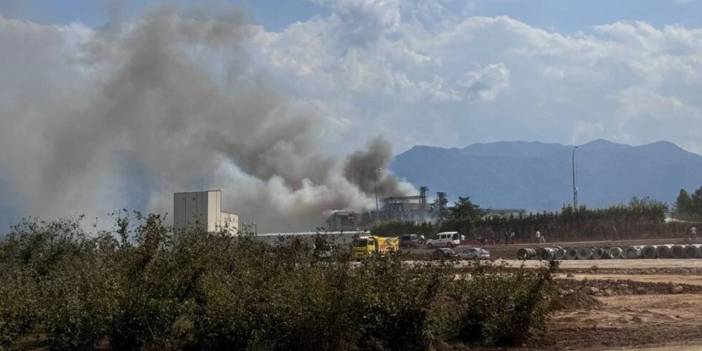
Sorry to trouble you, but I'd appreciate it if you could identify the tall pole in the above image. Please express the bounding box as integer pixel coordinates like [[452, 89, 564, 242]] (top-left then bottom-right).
[[572, 146, 578, 210]]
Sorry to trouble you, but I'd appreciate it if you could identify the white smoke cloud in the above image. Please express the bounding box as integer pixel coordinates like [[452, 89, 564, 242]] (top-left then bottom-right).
[[3, 1, 702, 230], [0, 8, 408, 232]]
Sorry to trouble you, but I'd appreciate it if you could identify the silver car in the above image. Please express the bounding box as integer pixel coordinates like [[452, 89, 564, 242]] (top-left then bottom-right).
[[455, 246, 490, 259]]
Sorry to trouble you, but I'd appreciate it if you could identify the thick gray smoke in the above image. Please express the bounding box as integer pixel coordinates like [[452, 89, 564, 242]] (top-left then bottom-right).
[[0, 7, 411, 232], [344, 138, 407, 197]]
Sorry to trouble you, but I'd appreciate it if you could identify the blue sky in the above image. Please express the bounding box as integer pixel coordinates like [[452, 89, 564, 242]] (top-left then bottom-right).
[[0, 0, 327, 30], [5, 0, 702, 32], [470, 0, 702, 33]]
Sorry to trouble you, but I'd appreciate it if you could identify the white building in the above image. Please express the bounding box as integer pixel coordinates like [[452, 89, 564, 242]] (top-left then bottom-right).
[[173, 190, 239, 235]]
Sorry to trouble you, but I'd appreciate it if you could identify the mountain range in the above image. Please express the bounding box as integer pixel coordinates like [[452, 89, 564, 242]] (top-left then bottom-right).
[[390, 139, 702, 211]]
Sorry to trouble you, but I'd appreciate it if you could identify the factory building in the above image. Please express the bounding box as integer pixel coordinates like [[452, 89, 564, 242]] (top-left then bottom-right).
[[378, 186, 430, 222], [173, 190, 239, 235], [325, 187, 447, 230], [325, 210, 360, 231]]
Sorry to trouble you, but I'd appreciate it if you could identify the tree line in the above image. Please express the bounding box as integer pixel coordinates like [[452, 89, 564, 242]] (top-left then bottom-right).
[[674, 186, 702, 220], [373, 194, 686, 242]]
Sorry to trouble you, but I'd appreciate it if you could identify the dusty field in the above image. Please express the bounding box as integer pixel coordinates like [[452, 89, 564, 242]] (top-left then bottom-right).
[[545, 294, 702, 350], [437, 239, 702, 350], [521, 258, 702, 351], [555, 273, 702, 287], [413, 238, 702, 349]]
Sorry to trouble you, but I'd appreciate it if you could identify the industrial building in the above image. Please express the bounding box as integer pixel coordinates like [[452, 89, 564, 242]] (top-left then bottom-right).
[[325, 210, 360, 231], [325, 187, 448, 230], [377, 187, 442, 222], [173, 190, 239, 235], [375, 188, 449, 223]]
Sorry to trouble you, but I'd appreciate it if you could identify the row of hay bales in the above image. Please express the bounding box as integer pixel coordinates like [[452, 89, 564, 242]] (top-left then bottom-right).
[[517, 244, 702, 260]]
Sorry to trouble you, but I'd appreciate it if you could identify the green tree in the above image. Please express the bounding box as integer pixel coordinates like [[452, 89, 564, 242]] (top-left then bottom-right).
[[691, 187, 702, 218], [439, 197, 484, 236], [449, 197, 483, 221], [675, 189, 693, 218]]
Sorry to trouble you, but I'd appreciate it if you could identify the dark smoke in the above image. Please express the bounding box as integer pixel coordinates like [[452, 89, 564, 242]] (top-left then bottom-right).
[[0, 6, 411, 232], [344, 137, 406, 197]]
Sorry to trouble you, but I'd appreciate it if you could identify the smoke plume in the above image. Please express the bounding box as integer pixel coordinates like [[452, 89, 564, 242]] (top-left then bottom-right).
[[344, 138, 407, 197], [0, 6, 410, 232]]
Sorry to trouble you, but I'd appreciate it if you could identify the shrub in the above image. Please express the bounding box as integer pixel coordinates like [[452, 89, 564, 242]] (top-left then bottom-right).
[[0, 270, 40, 350], [0, 214, 555, 350], [442, 261, 558, 346]]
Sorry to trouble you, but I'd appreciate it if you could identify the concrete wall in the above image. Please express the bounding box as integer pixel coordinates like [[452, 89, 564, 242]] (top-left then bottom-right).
[[174, 191, 210, 232], [174, 190, 238, 235], [207, 190, 220, 233]]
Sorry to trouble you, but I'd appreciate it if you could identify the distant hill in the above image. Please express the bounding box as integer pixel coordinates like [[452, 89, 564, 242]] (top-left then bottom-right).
[[390, 139, 702, 211]]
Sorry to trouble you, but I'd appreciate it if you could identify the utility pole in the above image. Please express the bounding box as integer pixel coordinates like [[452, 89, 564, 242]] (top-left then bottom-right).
[[572, 146, 578, 210]]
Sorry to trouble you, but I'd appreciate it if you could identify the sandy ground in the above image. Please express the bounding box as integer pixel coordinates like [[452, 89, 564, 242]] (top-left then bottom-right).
[[548, 294, 702, 350], [609, 345, 702, 351], [611, 345, 702, 351], [446, 240, 702, 350], [532, 257, 702, 350], [555, 273, 702, 286]]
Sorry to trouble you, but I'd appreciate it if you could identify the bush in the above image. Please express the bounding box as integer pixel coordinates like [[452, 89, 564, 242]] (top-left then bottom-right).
[[0, 270, 40, 350], [440, 261, 558, 346], [373, 198, 671, 242], [0, 214, 555, 350]]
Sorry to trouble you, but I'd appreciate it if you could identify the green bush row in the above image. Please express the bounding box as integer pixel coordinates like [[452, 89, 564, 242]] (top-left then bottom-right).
[[0, 214, 556, 350], [373, 197, 670, 241]]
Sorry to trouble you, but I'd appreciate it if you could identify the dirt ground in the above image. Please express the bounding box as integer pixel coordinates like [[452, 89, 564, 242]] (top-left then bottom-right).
[[555, 273, 702, 286], [418, 238, 702, 350], [456, 238, 702, 350], [523, 260, 702, 350], [544, 293, 702, 350], [499, 259, 702, 270]]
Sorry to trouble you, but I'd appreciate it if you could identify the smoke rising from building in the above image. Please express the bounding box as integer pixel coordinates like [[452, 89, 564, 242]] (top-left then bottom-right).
[[343, 137, 407, 197], [0, 6, 410, 232]]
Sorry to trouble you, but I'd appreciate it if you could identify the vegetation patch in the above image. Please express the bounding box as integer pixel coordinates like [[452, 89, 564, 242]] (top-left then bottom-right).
[[373, 197, 672, 243], [0, 214, 557, 350]]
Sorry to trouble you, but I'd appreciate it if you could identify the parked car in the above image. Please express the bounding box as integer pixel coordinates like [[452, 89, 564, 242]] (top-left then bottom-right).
[[399, 234, 424, 248], [455, 246, 490, 260], [432, 248, 456, 260], [425, 231, 462, 248]]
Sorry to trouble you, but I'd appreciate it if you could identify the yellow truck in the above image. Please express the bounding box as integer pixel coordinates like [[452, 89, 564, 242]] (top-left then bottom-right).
[[351, 235, 400, 259]]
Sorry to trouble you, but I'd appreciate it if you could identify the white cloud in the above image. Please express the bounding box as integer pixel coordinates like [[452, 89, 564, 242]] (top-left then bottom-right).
[[4, 3, 702, 224], [460, 63, 510, 102], [249, 9, 702, 153], [314, 0, 401, 44], [7, 4, 702, 155]]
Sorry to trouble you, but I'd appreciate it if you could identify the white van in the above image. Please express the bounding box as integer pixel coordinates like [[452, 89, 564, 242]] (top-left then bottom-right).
[[425, 231, 461, 248]]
